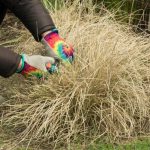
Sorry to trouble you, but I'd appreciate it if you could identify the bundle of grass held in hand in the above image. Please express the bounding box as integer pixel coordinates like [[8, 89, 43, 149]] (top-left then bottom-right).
[[0, 0, 150, 149]]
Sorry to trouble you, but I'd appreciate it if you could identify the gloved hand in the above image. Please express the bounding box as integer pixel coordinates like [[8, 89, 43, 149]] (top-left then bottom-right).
[[41, 29, 74, 64], [16, 54, 57, 79]]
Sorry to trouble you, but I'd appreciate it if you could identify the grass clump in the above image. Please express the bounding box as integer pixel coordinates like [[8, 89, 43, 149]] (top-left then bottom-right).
[[0, 1, 150, 149]]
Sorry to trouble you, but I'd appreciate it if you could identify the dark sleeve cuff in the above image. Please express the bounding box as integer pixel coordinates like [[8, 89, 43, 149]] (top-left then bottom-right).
[[0, 46, 21, 78]]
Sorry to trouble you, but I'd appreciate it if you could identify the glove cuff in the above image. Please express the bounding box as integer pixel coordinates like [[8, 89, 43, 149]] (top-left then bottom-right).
[[51, 28, 59, 34], [43, 28, 59, 39], [16, 54, 25, 73]]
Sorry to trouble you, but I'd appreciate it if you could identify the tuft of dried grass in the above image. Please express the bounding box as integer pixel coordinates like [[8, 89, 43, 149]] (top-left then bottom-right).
[[0, 1, 150, 148]]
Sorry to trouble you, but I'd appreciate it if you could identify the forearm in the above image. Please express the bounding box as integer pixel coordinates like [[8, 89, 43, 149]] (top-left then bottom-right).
[[0, 46, 21, 77], [1, 0, 56, 41]]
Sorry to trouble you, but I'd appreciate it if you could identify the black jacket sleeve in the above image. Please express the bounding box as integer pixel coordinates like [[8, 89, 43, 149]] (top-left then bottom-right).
[[0, 3, 7, 25], [0, 46, 21, 78], [1, 0, 56, 41]]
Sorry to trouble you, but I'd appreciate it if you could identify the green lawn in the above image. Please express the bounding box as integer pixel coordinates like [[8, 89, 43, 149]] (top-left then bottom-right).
[[0, 136, 150, 150], [88, 139, 150, 150]]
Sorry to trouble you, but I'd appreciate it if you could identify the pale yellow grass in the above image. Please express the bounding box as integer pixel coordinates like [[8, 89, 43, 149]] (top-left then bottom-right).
[[0, 2, 150, 149]]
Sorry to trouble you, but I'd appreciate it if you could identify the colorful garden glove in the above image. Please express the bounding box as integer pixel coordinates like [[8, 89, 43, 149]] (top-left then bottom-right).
[[41, 29, 74, 64], [16, 54, 57, 79]]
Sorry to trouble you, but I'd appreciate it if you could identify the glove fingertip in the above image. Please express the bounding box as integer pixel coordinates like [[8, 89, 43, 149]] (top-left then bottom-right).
[[49, 64, 58, 74], [45, 57, 55, 64], [46, 62, 52, 70]]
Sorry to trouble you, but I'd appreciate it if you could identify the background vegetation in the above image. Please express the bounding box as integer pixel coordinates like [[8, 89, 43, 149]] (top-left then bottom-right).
[[42, 0, 150, 32], [95, 0, 150, 32]]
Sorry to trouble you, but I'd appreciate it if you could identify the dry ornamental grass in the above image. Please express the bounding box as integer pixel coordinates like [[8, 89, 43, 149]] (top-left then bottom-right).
[[0, 1, 150, 149]]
